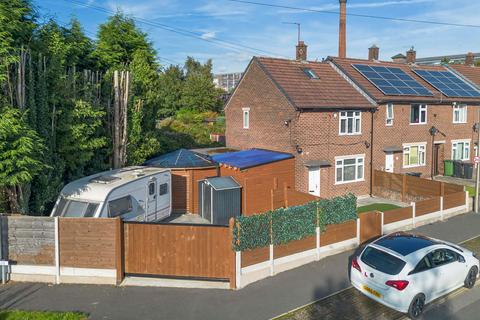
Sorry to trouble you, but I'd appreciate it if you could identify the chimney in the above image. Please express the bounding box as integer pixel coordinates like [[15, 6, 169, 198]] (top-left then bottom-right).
[[368, 45, 379, 61], [406, 47, 416, 64], [465, 52, 475, 66], [296, 40, 308, 61], [338, 0, 347, 58]]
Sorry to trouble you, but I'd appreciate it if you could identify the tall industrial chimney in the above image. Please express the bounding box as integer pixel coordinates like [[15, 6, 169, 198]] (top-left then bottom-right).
[[339, 0, 347, 58]]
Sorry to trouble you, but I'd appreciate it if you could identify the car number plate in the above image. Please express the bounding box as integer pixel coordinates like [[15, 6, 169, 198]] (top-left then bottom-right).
[[362, 285, 382, 298]]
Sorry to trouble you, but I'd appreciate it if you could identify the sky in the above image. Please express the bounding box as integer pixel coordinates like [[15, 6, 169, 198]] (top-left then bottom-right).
[[35, 0, 480, 73]]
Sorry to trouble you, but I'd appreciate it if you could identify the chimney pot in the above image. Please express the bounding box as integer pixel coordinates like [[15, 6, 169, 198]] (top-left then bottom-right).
[[406, 47, 416, 64], [465, 52, 475, 66], [338, 0, 347, 58], [296, 41, 307, 61], [368, 45, 379, 61]]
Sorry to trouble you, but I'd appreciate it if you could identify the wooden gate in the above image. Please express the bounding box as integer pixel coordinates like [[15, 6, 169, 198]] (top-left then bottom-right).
[[123, 222, 234, 284], [359, 211, 382, 244]]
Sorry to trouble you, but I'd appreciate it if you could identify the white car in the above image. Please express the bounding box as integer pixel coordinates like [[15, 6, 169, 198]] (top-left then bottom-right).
[[351, 232, 479, 319]]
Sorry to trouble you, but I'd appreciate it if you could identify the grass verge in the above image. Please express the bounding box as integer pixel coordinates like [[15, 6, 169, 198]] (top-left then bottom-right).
[[0, 310, 87, 320], [357, 203, 401, 213]]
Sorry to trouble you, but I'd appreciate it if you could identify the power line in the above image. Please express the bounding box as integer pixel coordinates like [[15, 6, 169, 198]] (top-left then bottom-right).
[[65, 0, 286, 58], [227, 0, 480, 29]]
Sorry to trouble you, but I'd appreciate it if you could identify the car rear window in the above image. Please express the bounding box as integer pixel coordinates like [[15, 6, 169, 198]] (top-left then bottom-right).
[[361, 246, 406, 275]]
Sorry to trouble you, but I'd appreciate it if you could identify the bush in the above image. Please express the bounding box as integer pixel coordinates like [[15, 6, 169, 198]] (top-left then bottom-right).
[[232, 213, 271, 251], [272, 202, 317, 245]]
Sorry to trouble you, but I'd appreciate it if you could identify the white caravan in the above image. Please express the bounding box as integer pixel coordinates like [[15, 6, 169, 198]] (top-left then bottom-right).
[[51, 166, 171, 222]]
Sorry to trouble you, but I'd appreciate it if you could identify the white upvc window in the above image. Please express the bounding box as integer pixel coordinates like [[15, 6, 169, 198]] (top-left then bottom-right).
[[335, 155, 365, 184], [452, 139, 470, 160], [410, 104, 427, 125], [339, 111, 361, 135], [242, 107, 250, 129], [386, 103, 394, 126], [453, 104, 467, 123], [403, 143, 426, 168]]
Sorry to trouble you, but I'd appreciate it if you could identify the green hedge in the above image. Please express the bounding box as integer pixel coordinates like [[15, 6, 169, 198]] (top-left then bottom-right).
[[232, 193, 357, 251]]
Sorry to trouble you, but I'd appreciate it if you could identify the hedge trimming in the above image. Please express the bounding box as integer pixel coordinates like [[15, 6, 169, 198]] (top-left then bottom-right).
[[232, 193, 357, 251], [271, 202, 317, 245]]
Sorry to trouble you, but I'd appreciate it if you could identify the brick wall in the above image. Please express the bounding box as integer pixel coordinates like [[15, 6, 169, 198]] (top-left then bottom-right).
[[373, 103, 479, 176]]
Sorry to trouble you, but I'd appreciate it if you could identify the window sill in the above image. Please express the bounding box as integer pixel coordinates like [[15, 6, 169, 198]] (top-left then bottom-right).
[[403, 164, 426, 169], [453, 122, 467, 124], [409, 123, 427, 126], [339, 132, 362, 136], [335, 179, 365, 185]]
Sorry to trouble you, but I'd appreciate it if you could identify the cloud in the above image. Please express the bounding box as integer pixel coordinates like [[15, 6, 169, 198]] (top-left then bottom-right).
[[200, 31, 217, 40]]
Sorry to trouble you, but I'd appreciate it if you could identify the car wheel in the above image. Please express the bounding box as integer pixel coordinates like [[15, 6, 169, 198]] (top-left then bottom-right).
[[465, 266, 478, 289], [408, 294, 425, 319]]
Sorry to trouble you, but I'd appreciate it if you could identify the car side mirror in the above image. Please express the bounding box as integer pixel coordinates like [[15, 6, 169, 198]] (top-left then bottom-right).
[[458, 255, 466, 263]]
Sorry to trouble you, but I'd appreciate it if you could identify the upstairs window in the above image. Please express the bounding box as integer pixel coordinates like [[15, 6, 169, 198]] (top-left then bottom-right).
[[410, 104, 427, 125], [339, 111, 361, 135], [453, 104, 467, 123], [386, 103, 394, 126], [242, 108, 250, 129]]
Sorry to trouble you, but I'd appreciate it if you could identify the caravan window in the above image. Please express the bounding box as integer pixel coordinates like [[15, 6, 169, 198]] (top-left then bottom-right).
[[52, 198, 99, 217], [148, 182, 155, 195], [108, 196, 133, 217], [84, 203, 99, 217], [159, 183, 168, 196], [52, 197, 68, 217]]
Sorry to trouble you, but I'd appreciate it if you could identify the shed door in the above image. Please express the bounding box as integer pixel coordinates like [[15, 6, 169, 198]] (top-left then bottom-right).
[[146, 178, 157, 222], [308, 167, 320, 197]]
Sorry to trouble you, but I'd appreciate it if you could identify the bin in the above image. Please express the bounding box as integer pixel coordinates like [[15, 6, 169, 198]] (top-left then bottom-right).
[[443, 160, 454, 176], [406, 172, 422, 177], [464, 163, 474, 179], [453, 161, 464, 178]]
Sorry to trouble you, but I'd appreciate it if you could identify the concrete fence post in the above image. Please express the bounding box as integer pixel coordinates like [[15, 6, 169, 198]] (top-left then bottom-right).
[[316, 226, 321, 260], [269, 244, 274, 276], [380, 211, 384, 235], [440, 196, 444, 221], [356, 218, 361, 245], [54, 217, 60, 284], [411, 202, 416, 228], [236, 251, 241, 289], [465, 191, 469, 212]]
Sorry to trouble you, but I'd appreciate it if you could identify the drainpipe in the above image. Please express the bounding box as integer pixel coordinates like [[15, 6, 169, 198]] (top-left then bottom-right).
[[369, 108, 375, 196]]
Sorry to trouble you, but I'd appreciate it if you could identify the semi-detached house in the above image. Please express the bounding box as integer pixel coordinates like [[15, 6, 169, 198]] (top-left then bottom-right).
[[225, 46, 480, 199]]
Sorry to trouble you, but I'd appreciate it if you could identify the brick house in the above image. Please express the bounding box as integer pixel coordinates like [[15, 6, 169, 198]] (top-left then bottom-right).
[[225, 46, 480, 199]]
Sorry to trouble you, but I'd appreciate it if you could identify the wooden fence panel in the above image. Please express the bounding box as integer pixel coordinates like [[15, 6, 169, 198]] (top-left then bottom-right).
[[274, 235, 316, 259], [271, 189, 285, 210], [406, 176, 441, 198], [285, 189, 319, 207], [444, 192, 466, 210], [124, 223, 233, 280], [241, 247, 269, 268], [320, 220, 357, 246], [59, 218, 117, 269], [444, 183, 464, 195], [383, 207, 413, 225], [359, 211, 382, 244], [415, 197, 441, 216], [2, 216, 55, 265]]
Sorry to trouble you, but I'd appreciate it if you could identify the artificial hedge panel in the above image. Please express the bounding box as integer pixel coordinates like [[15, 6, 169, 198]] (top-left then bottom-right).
[[233, 194, 357, 251], [271, 202, 317, 245], [232, 213, 271, 251]]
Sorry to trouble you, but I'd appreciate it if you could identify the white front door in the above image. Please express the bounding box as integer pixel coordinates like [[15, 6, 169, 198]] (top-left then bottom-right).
[[308, 167, 320, 197], [385, 153, 394, 173], [146, 179, 157, 221]]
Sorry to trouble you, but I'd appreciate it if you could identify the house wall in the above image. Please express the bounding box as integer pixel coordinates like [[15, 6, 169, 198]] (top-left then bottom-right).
[[225, 60, 296, 153], [293, 110, 372, 198], [373, 103, 479, 176]]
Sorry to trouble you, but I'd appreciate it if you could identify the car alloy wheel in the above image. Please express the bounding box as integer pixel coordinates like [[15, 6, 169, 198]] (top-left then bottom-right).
[[465, 267, 478, 289], [408, 294, 425, 319]]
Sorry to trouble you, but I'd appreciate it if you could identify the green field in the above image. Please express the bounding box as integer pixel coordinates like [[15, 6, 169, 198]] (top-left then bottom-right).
[[0, 311, 87, 320], [357, 203, 401, 213]]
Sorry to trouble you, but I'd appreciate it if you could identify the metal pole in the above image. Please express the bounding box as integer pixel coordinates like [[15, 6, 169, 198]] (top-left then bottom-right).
[[475, 108, 480, 213]]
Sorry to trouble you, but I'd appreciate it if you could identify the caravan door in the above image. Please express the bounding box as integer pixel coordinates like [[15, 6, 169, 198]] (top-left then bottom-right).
[[145, 178, 157, 221]]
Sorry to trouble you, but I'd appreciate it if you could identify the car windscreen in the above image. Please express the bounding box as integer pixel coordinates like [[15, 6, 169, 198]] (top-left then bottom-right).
[[361, 246, 406, 275]]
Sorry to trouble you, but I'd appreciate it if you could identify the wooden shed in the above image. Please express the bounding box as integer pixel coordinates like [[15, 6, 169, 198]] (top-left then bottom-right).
[[145, 149, 218, 214], [211, 149, 295, 215]]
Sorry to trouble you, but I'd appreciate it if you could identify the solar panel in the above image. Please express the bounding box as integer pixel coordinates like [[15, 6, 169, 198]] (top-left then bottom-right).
[[413, 69, 480, 98], [352, 64, 433, 96]]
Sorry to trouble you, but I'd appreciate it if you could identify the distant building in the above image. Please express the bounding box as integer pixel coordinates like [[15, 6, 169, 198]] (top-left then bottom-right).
[[416, 52, 480, 65], [213, 72, 243, 92]]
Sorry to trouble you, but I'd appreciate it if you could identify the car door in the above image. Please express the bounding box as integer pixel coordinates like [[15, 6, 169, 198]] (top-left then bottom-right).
[[429, 248, 461, 297], [408, 254, 437, 302], [443, 249, 469, 289]]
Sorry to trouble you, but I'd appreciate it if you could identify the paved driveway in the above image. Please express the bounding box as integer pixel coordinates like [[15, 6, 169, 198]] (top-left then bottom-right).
[[1, 213, 480, 320]]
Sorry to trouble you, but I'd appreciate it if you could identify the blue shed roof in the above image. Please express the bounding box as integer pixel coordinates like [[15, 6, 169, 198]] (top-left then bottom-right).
[[211, 149, 294, 170], [144, 149, 217, 168]]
